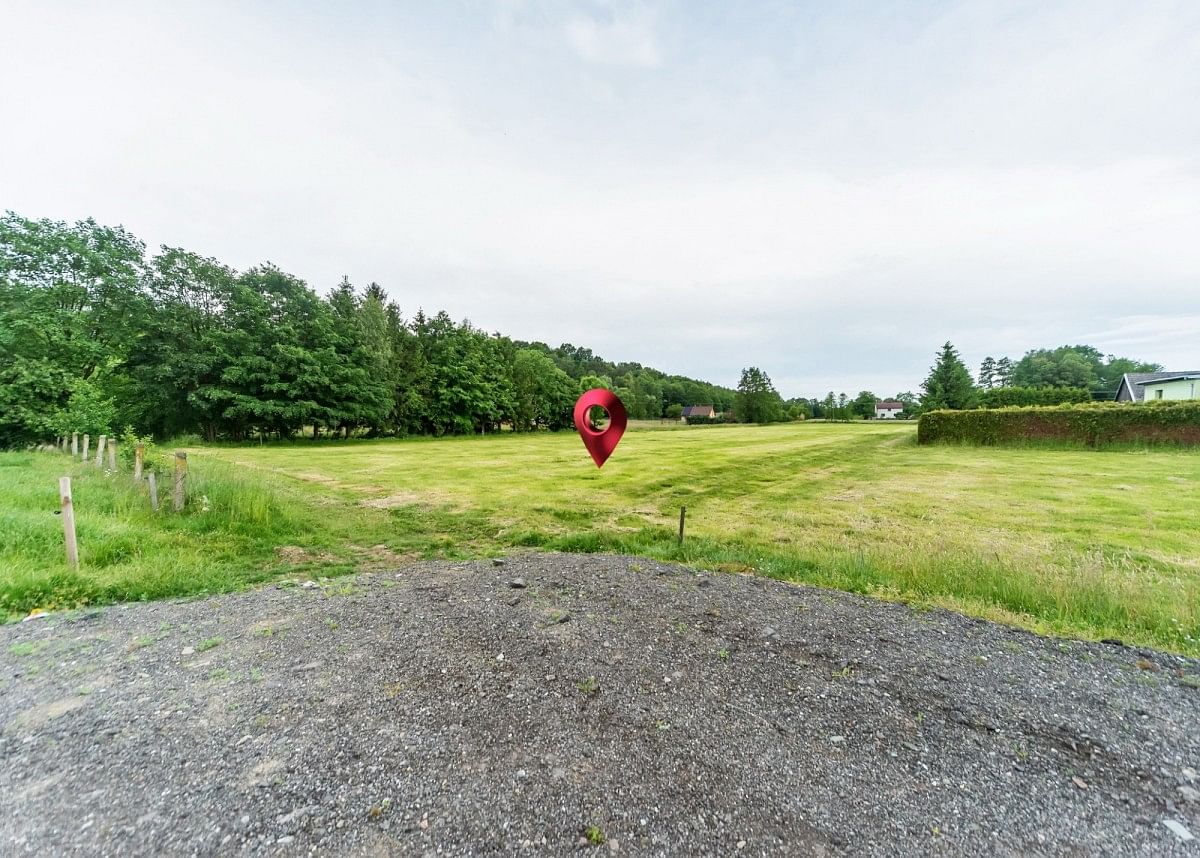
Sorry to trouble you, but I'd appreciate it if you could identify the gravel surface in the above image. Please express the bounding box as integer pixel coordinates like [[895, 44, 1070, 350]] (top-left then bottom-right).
[[1, 553, 1198, 856]]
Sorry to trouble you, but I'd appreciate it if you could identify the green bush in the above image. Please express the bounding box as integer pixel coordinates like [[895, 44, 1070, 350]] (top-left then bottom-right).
[[117, 427, 169, 473], [918, 401, 1200, 448]]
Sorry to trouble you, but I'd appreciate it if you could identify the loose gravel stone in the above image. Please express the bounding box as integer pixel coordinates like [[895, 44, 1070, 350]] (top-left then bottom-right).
[[1162, 819, 1194, 842], [1, 553, 1197, 856]]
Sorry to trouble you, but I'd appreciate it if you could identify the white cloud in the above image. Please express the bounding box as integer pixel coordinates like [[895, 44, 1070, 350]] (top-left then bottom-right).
[[563, 9, 661, 68]]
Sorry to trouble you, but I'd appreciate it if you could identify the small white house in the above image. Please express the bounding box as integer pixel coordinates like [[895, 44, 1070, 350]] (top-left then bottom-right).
[[1115, 371, 1200, 402], [1137, 374, 1200, 402], [875, 400, 904, 419]]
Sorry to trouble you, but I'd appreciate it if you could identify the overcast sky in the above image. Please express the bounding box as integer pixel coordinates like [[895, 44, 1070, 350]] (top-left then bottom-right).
[[3, 1, 1198, 398]]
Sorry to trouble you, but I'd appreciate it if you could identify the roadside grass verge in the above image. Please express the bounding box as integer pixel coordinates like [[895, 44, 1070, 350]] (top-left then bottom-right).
[[0, 452, 469, 616]]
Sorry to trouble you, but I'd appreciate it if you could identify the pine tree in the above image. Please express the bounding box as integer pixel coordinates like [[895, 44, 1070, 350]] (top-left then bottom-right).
[[995, 356, 1014, 387], [978, 356, 996, 389], [921, 342, 978, 411]]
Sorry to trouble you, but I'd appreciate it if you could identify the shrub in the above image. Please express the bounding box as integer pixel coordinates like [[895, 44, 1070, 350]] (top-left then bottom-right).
[[117, 427, 170, 473], [917, 401, 1200, 448]]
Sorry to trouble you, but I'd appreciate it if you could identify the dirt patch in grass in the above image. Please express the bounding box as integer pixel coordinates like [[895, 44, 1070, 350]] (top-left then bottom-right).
[[274, 546, 337, 565], [359, 492, 423, 509], [353, 544, 419, 569]]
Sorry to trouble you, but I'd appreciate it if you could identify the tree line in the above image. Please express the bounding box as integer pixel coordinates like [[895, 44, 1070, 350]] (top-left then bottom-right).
[[779, 341, 1161, 422], [976, 345, 1159, 396], [917, 342, 1160, 414], [0, 212, 737, 446]]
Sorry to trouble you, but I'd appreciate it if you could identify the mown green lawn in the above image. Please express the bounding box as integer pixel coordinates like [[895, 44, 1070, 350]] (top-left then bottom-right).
[[3, 422, 1198, 653]]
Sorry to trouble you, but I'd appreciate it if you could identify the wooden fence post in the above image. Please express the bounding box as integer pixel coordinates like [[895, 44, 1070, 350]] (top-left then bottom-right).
[[678, 505, 687, 544], [82, 434, 90, 462], [107, 440, 117, 471], [60, 476, 79, 569], [71, 432, 79, 456], [173, 452, 188, 511], [134, 444, 144, 482], [95, 434, 106, 468], [148, 471, 159, 512]]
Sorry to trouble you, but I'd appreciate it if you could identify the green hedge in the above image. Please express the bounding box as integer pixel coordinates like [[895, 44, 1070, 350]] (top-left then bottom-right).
[[979, 386, 1091, 408], [682, 415, 729, 425], [917, 401, 1200, 447]]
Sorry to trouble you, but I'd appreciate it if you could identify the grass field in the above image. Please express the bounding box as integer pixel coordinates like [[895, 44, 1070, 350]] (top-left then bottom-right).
[[3, 422, 1199, 653]]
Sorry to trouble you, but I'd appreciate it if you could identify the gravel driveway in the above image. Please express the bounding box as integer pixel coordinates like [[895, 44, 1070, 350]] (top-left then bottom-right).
[[1, 554, 1198, 856]]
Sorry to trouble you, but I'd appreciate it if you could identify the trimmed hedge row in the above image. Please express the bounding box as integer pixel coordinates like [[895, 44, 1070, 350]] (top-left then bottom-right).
[[917, 401, 1200, 447], [682, 415, 730, 425], [979, 386, 1091, 408]]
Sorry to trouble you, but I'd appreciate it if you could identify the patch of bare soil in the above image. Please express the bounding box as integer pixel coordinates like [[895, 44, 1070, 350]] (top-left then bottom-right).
[[359, 492, 422, 509], [353, 544, 418, 569], [274, 546, 337, 565]]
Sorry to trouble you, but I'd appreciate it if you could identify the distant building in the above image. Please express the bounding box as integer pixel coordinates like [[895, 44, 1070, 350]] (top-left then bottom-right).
[[1115, 372, 1200, 402], [875, 400, 905, 419], [681, 405, 717, 421]]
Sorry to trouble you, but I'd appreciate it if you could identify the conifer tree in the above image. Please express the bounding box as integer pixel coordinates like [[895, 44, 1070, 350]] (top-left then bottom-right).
[[994, 356, 1014, 387], [921, 342, 978, 411], [978, 356, 997, 389]]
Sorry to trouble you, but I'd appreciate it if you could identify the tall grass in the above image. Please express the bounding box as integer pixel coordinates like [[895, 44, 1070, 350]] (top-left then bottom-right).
[[0, 451, 315, 616]]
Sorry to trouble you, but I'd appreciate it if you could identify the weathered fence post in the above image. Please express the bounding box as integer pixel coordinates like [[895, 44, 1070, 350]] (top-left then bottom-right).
[[95, 434, 106, 468], [148, 471, 160, 512], [82, 434, 90, 462], [678, 505, 687, 544], [71, 432, 79, 456], [173, 452, 188, 512], [134, 444, 144, 482], [60, 476, 79, 569], [107, 440, 117, 471]]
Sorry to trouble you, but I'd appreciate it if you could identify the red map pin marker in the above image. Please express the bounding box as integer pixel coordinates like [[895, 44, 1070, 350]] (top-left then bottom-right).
[[573, 389, 627, 468]]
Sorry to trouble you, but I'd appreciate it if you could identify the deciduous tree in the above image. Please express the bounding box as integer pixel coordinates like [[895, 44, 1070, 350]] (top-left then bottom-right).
[[736, 367, 785, 423]]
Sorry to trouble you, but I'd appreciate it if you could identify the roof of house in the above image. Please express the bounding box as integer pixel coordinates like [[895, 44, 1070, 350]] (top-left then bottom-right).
[[1117, 371, 1200, 401], [876, 400, 904, 409], [1134, 374, 1200, 385], [681, 405, 716, 417]]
